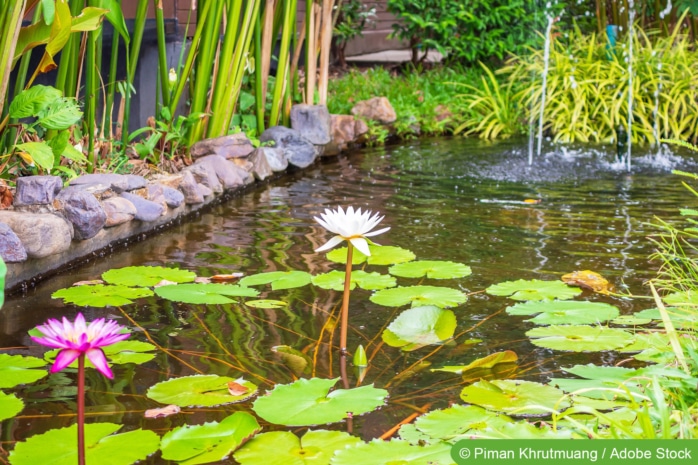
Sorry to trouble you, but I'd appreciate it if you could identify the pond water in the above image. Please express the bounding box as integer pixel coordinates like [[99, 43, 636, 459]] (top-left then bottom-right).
[[1, 137, 696, 457]]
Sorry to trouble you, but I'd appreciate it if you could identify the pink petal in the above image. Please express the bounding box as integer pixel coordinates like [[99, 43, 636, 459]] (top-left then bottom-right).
[[52, 349, 81, 373], [86, 348, 114, 379]]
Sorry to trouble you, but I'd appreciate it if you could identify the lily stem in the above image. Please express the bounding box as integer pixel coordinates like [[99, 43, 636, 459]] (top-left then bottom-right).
[[77, 354, 85, 465], [340, 243, 353, 354]]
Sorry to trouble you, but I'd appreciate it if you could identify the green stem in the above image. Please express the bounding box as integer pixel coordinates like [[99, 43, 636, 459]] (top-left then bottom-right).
[[154, 0, 170, 109], [105, 25, 119, 137], [254, 12, 265, 133], [77, 354, 86, 465], [269, 0, 296, 126], [340, 243, 353, 353], [85, 26, 98, 172]]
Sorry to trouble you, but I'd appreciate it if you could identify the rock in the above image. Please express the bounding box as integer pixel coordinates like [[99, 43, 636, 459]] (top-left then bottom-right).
[[259, 126, 317, 169], [290, 104, 331, 145], [185, 159, 223, 194], [190, 133, 255, 159], [198, 183, 213, 197], [151, 174, 184, 190], [102, 197, 137, 227], [256, 147, 288, 172], [120, 192, 165, 222], [55, 188, 107, 240], [351, 97, 397, 124], [142, 184, 168, 212], [324, 114, 357, 156], [434, 104, 453, 123], [0, 179, 14, 209], [69, 173, 130, 193], [14, 176, 63, 206], [232, 158, 254, 172], [161, 185, 185, 208], [124, 174, 148, 191], [0, 211, 72, 258], [354, 118, 370, 144], [193, 155, 246, 190], [0, 223, 27, 262], [178, 171, 205, 204], [248, 149, 274, 181]]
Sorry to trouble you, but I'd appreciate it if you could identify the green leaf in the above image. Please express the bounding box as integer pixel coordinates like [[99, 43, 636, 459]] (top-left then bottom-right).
[[147, 375, 258, 407], [252, 378, 388, 426], [432, 351, 518, 375], [526, 325, 634, 352], [506, 300, 619, 325], [154, 284, 259, 304], [0, 392, 24, 422], [460, 379, 570, 415], [388, 260, 472, 279], [161, 412, 261, 465], [370, 286, 467, 308], [52, 284, 154, 307], [311, 270, 396, 291], [486, 279, 581, 301], [245, 299, 288, 309], [272, 345, 312, 376], [102, 265, 196, 287], [70, 7, 109, 32], [9, 85, 61, 118], [611, 315, 653, 326], [412, 404, 512, 442], [471, 421, 575, 439], [234, 430, 362, 465], [326, 245, 416, 266], [38, 99, 82, 130], [382, 306, 456, 351], [60, 142, 87, 164], [0, 354, 47, 388], [330, 439, 454, 465], [239, 271, 312, 290], [14, 142, 55, 171], [8, 423, 159, 465], [96, 0, 129, 42]]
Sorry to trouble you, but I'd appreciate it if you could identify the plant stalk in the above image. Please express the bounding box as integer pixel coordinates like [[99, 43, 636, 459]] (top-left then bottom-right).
[[77, 354, 86, 465], [340, 243, 353, 353]]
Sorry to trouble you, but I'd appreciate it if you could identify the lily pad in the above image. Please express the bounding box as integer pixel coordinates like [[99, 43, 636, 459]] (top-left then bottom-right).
[[252, 377, 388, 426], [611, 315, 653, 326], [526, 325, 634, 352], [634, 307, 698, 329], [239, 271, 311, 290], [272, 346, 313, 376], [486, 279, 581, 301], [412, 404, 513, 443], [8, 423, 160, 465], [147, 374, 258, 407], [160, 412, 261, 465], [0, 354, 47, 388], [382, 306, 457, 351], [102, 265, 196, 287], [468, 422, 575, 439], [234, 430, 362, 465], [506, 300, 619, 325], [330, 439, 453, 465], [388, 260, 472, 280], [52, 284, 154, 307], [0, 392, 24, 422], [432, 351, 518, 375], [326, 245, 416, 266], [245, 300, 288, 309], [662, 290, 698, 306], [155, 283, 259, 304], [460, 379, 570, 415], [370, 286, 467, 308], [311, 270, 396, 291], [45, 340, 156, 368]]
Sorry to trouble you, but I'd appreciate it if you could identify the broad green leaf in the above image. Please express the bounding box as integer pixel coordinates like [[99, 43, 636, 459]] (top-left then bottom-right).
[[397, 424, 434, 445], [432, 351, 517, 375], [47, 129, 69, 158], [252, 378, 388, 426], [239, 271, 311, 290], [460, 379, 570, 415], [611, 315, 653, 326], [311, 270, 396, 291], [161, 412, 261, 465], [60, 142, 87, 163], [619, 332, 672, 352], [245, 299, 288, 309], [41, 0, 56, 25], [370, 286, 467, 308], [634, 307, 698, 329], [0, 392, 24, 422], [102, 265, 196, 287], [8, 423, 159, 465], [388, 260, 472, 279], [526, 325, 634, 352], [563, 364, 641, 380], [330, 439, 454, 465], [147, 375, 258, 407], [326, 245, 416, 266], [506, 300, 619, 325], [663, 290, 698, 306], [412, 404, 512, 442], [551, 378, 645, 401], [0, 354, 47, 388], [234, 430, 362, 465], [382, 306, 456, 351], [97, 0, 130, 42], [9, 85, 61, 118], [486, 279, 581, 301], [70, 7, 109, 32], [272, 345, 312, 376], [470, 421, 575, 439], [38, 99, 82, 130], [154, 283, 258, 304], [45, 340, 156, 369], [52, 284, 154, 307], [14, 142, 54, 171]]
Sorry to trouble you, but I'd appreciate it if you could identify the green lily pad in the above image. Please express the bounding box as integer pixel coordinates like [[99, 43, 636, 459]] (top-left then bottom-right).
[[147, 374, 258, 407], [662, 290, 698, 306], [382, 306, 457, 351], [551, 378, 644, 401], [619, 332, 671, 352], [397, 424, 434, 445], [330, 439, 454, 465], [526, 325, 634, 352], [311, 270, 396, 291], [234, 430, 362, 465], [370, 286, 467, 308], [486, 279, 581, 301], [0, 354, 47, 388], [52, 284, 154, 307], [239, 271, 311, 290], [154, 283, 259, 304], [412, 404, 513, 443], [45, 340, 156, 368], [161, 412, 261, 465], [102, 265, 196, 287], [326, 245, 416, 266], [635, 307, 698, 329], [272, 345, 313, 376], [563, 364, 640, 380], [506, 300, 619, 325], [469, 421, 575, 439], [432, 351, 518, 375], [611, 315, 653, 326], [245, 299, 288, 309], [8, 423, 160, 465], [0, 391, 24, 422], [388, 260, 472, 280], [460, 379, 570, 415], [252, 377, 388, 426]]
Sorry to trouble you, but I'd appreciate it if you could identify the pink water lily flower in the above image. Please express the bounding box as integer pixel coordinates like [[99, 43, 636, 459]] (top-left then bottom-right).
[[31, 313, 130, 379], [314, 206, 390, 256]]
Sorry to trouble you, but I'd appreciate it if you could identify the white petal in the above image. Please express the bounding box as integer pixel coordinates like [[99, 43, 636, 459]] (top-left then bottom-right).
[[350, 237, 371, 256], [315, 235, 345, 253], [364, 226, 390, 237]]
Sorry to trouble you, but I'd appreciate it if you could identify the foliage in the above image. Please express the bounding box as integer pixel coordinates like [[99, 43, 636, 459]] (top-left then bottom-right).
[[333, 0, 376, 67]]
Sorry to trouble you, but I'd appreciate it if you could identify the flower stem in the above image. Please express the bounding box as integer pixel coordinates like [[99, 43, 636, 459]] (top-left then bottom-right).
[[340, 243, 353, 354], [77, 354, 85, 465]]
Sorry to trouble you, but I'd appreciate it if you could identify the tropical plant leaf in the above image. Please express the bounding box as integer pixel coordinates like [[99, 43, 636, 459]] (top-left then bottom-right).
[[326, 245, 416, 266], [9, 85, 61, 118], [370, 286, 467, 308], [52, 284, 154, 307], [147, 375, 258, 407], [311, 270, 396, 291], [330, 439, 453, 465], [382, 306, 456, 351], [486, 279, 581, 301], [412, 404, 513, 443], [388, 260, 472, 279], [0, 354, 47, 388], [252, 378, 388, 426], [460, 379, 570, 415], [432, 351, 517, 375], [14, 141, 54, 171], [102, 266, 196, 287], [0, 392, 24, 422], [272, 346, 312, 376], [160, 412, 261, 465], [506, 300, 619, 325], [38, 98, 82, 130], [234, 430, 362, 465], [154, 284, 259, 304], [526, 325, 634, 352], [239, 271, 311, 290], [245, 299, 288, 309]]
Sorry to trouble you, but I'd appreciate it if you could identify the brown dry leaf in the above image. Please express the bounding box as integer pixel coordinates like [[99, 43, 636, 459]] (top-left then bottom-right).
[[562, 270, 612, 294], [211, 273, 244, 283], [144, 404, 181, 419], [228, 381, 249, 396], [154, 279, 178, 288], [73, 280, 105, 286]]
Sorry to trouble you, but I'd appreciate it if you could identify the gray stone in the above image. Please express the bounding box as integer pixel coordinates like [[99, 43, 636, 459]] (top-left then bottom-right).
[[151, 174, 183, 190], [354, 118, 369, 142], [259, 126, 317, 169], [161, 185, 184, 208], [124, 174, 148, 191], [257, 146, 288, 172], [290, 104, 331, 145], [325, 114, 357, 156], [248, 148, 274, 181], [351, 97, 397, 124], [198, 183, 213, 197], [70, 174, 130, 193], [194, 155, 245, 190], [67, 182, 115, 199], [0, 211, 72, 258], [55, 188, 107, 240], [14, 176, 63, 206], [120, 192, 165, 222], [185, 159, 223, 194], [0, 222, 27, 262], [142, 184, 168, 212], [178, 171, 205, 204], [190, 133, 255, 159], [102, 197, 137, 227]]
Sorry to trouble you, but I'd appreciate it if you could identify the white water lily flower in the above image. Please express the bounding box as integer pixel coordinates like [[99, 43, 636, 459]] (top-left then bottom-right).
[[314, 206, 390, 256]]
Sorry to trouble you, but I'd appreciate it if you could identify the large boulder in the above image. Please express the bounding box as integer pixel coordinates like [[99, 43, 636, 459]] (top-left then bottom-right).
[[351, 97, 397, 124], [248, 149, 274, 181], [0, 211, 72, 258], [120, 192, 165, 222], [290, 104, 331, 145], [259, 126, 317, 169], [185, 158, 224, 194], [178, 170, 205, 204], [69, 173, 131, 193], [14, 176, 63, 206], [189, 133, 255, 160], [324, 114, 357, 156], [55, 188, 107, 240], [102, 197, 137, 227], [256, 147, 288, 172], [192, 155, 248, 190], [0, 223, 27, 262]]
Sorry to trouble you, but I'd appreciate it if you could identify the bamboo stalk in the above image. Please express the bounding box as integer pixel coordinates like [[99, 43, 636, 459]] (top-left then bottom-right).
[[85, 26, 99, 172], [260, 0, 275, 98], [154, 0, 170, 109], [0, 1, 27, 118], [305, 1, 316, 104], [105, 23, 119, 138], [317, 0, 333, 105], [269, 0, 296, 126], [254, 12, 265, 133]]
